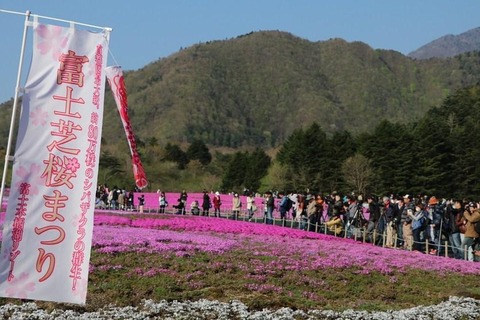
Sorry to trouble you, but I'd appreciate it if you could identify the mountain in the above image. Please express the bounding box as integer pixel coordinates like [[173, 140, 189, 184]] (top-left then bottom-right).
[[408, 27, 480, 59], [1, 30, 480, 151]]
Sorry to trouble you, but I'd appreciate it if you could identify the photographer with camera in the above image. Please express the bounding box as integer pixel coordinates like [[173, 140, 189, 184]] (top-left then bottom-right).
[[461, 202, 480, 261]]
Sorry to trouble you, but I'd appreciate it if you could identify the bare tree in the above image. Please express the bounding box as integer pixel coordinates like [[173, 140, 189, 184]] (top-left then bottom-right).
[[341, 154, 373, 195]]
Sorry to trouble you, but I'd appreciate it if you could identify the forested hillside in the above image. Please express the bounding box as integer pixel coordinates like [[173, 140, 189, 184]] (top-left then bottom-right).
[[1, 30, 480, 193], [1, 31, 480, 150]]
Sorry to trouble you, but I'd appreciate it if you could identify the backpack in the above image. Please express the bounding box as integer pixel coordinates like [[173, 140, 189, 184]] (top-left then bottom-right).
[[283, 197, 293, 211]]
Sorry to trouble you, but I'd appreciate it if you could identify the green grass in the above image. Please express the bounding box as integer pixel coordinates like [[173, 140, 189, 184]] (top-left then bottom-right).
[[2, 248, 470, 313]]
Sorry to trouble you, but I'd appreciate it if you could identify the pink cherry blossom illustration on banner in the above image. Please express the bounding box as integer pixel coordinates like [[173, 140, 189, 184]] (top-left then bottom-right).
[[14, 163, 42, 195], [36, 24, 68, 60], [5, 272, 35, 299], [30, 106, 48, 126], [65, 157, 80, 173]]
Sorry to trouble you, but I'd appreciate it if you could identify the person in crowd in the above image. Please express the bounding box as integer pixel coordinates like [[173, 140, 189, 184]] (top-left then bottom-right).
[[345, 195, 358, 238], [312, 194, 327, 232], [127, 190, 134, 211], [110, 186, 119, 210], [158, 191, 167, 213], [302, 194, 316, 231], [173, 198, 186, 215], [325, 202, 344, 236], [296, 193, 306, 229], [366, 195, 381, 243], [401, 194, 414, 250], [289, 192, 298, 220], [118, 189, 125, 211], [330, 193, 345, 218], [232, 193, 242, 220], [191, 200, 200, 215], [180, 189, 188, 202], [461, 202, 480, 261], [278, 191, 291, 226], [395, 196, 405, 248], [201, 190, 211, 216], [382, 196, 397, 248], [246, 192, 256, 221], [213, 191, 222, 217], [426, 196, 443, 255], [264, 191, 275, 225], [138, 194, 145, 213], [446, 199, 464, 259], [410, 202, 427, 252]]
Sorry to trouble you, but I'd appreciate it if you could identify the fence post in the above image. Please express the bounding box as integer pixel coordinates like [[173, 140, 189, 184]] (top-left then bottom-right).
[[445, 241, 448, 258], [362, 228, 366, 243]]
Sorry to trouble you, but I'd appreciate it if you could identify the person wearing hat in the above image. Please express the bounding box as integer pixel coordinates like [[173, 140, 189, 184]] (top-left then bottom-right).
[[300, 194, 315, 230], [426, 196, 444, 255], [400, 194, 415, 250], [213, 191, 222, 217]]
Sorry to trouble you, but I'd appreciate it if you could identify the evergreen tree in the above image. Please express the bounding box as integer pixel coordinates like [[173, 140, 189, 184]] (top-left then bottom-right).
[[221, 151, 248, 191], [357, 120, 415, 195], [411, 110, 453, 197], [323, 130, 357, 192], [99, 151, 124, 185], [186, 139, 212, 166], [244, 148, 271, 191], [164, 143, 189, 169]]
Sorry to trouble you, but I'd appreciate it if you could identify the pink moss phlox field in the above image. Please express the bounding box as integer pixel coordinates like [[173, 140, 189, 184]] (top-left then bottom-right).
[[94, 213, 331, 240], [91, 213, 480, 275], [92, 225, 237, 255]]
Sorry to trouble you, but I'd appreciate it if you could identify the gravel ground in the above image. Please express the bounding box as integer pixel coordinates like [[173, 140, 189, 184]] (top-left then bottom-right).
[[0, 296, 479, 319]]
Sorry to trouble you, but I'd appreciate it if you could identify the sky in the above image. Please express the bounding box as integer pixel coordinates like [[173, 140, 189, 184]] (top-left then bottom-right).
[[1, 0, 480, 103]]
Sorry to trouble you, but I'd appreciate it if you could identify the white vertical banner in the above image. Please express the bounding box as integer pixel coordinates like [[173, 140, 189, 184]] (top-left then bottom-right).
[[0, 20, 109, 304]]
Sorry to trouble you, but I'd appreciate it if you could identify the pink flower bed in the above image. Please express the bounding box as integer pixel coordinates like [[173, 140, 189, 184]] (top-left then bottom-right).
[[2, 211, 480, 275], [93, 213, 480, 275]]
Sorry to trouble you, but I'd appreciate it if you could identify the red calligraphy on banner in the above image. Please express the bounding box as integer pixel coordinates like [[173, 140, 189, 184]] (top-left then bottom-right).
[[53, 86, 83, 118], [70, 45, 103, 291], [57, 50, 88, 87], [92, 45, 103, 109], [41, 154, 78, 189], [47, 119, 82, 155], [35, 49, 88, 283], [6, 183, 30, 281]]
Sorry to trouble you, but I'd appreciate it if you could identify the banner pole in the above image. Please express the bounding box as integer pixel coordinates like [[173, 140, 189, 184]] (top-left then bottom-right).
[[0, 10, 31, 210], [0, 9, 110, 31]]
